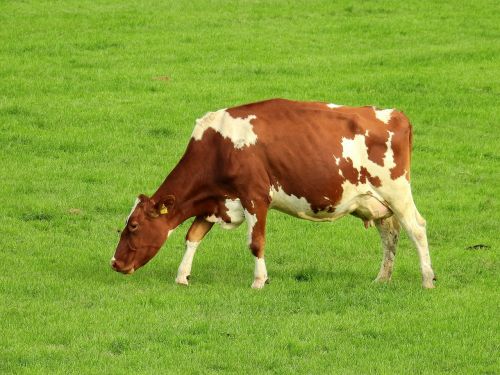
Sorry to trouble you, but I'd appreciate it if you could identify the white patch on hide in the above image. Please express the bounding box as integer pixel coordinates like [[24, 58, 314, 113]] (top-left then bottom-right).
[[327, 103, 343, 109], [205, 198, 245, 229], [335, 130, 411, 217], [269, 185, 340, 222], [244, 209, 258, 245], [374, 107, 393, 124], [269, 185, 311, 215], [191, 110, 258, 149], [205, 215, 219, 223], [340, 131, 396, 173], [225, 199, 244, 220]]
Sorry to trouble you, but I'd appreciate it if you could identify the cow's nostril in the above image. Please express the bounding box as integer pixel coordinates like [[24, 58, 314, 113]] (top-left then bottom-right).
[[110, 257, 118, 270]]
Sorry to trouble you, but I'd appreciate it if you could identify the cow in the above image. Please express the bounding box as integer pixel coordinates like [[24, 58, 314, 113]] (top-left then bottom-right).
[[111, 99, 435, 289]]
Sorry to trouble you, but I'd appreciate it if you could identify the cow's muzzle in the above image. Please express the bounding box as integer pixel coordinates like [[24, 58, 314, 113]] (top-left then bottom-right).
[[110, 257, 135, 274]]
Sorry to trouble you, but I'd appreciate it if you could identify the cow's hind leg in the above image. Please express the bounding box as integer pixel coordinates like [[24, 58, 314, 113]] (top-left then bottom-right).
[[175, 217, 214, 285], [243, 201, 269, 289], [374, 216, 400, 283], [386, 192, 435, 288]]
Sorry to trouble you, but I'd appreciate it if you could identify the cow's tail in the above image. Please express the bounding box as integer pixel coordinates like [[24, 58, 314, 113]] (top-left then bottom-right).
[[407, 121, 413, 181]]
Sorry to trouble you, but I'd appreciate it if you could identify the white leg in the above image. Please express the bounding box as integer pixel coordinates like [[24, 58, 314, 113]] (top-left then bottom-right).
[[408, 212, 435, 288], [395, 203, 435, 288], [243, 202, 269, 289], [175, 217, 213, 286], [379, 183, 435, 288], [374, 216, 400, 282], [251, 257, 268, 289], [175, 240, 199, 286]]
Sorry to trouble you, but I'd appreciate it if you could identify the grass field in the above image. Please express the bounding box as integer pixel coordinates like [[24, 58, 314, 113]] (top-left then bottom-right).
[[1, 0, 499, 373]]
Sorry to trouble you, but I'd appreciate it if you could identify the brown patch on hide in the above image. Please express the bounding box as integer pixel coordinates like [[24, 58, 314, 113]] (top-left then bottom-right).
[[365, 131, 388, 167], [359, 166, 382, 187], [387, 112, 412, 181], [368, 175, 382, 187], [339, 157, 359, 185]]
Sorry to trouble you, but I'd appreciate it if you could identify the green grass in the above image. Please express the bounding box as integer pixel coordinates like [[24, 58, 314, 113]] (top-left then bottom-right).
[[1, 0, 499, 373]]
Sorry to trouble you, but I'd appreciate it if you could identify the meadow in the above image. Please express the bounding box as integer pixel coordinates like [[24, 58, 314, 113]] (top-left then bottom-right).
[[1, 0, 498, 373]]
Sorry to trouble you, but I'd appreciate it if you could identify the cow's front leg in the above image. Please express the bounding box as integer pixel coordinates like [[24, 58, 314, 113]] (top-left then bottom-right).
[[244, 203, 269, 289], [175, 217, 213, 286]]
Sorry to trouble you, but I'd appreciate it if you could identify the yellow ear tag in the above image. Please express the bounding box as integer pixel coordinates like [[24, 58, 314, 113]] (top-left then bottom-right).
[[160, 204, 169, 215]]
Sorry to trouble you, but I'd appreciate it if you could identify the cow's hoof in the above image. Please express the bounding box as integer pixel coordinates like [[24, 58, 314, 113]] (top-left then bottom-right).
[[422, 270, 435, 289], [422, 280, 435, 289], [374, 274, 391, 283], [175, 275, 190, 286], [251, 277, 268, 289]]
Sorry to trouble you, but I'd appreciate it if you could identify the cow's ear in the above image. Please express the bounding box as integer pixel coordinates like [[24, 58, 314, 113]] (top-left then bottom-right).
[[153, 195, 175, 216]]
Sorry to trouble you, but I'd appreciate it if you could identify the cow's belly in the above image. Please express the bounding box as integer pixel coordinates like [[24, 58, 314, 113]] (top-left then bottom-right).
[[269, 184, 392, 223], [206, 185, 393, 227], [269, 185, 341, 221]]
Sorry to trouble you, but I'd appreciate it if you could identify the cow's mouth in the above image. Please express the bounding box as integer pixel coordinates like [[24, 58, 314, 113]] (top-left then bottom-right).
[[110, 258, 135, 275], [118, 267, 135, 275]]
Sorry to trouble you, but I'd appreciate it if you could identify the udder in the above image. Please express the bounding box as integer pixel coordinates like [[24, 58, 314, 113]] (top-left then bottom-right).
[[351, 194, 393, 228]]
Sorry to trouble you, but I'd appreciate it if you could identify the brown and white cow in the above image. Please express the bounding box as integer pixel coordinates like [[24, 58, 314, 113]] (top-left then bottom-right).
[[111, 99, 435, 288]]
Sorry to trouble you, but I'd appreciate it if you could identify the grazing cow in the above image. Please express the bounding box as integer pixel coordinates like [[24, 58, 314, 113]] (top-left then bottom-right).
[[111, 99, 435, 288]]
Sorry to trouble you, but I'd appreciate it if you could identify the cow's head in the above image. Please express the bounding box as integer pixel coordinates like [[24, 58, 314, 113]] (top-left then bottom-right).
[[111, 194, 176, 274]]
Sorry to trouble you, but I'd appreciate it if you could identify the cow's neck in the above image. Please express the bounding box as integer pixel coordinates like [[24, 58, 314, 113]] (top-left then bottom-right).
[[152, 150, 218, 225]]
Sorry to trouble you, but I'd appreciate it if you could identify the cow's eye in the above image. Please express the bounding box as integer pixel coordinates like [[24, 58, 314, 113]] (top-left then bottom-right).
[[129, 221, 139, 232]]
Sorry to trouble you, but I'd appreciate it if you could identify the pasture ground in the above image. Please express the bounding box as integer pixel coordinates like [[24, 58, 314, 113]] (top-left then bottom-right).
[[1, 1, 498, 373]]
